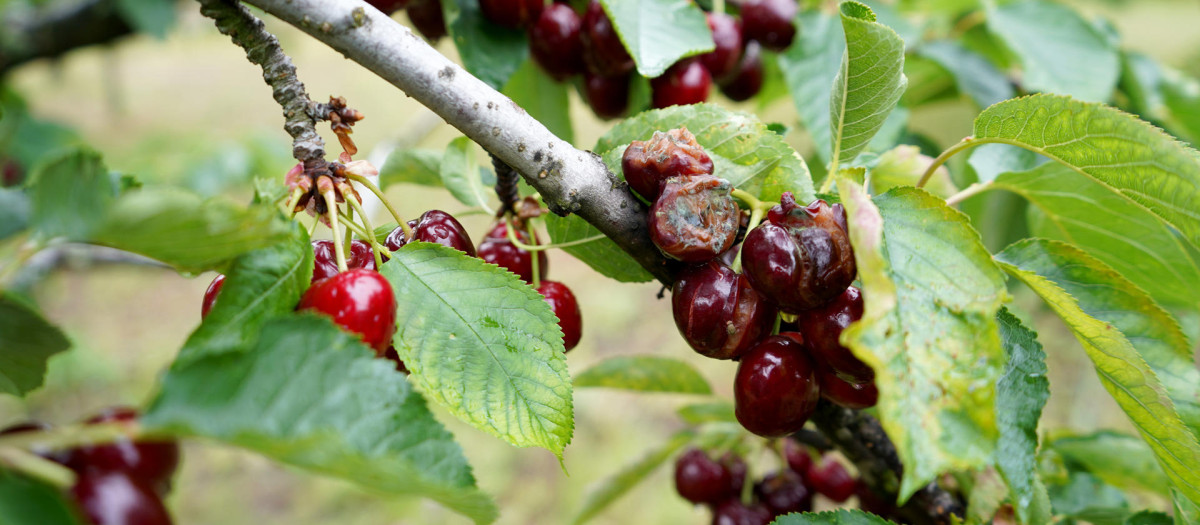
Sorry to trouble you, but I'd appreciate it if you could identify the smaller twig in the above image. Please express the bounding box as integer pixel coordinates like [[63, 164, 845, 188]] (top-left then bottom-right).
[[944, 181, 993, 206]]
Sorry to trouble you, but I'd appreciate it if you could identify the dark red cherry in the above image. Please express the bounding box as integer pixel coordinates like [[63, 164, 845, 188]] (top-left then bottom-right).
[[583, 72, 631, 119], [1, 158, 22, 187], [621, 127, 714, 202], [581, 0, 634, 76], [796, 286, 873, 383], [651, 59, 712, 109], [741, 193, 856, 313], [200, 274, 225, 319], [385, 210, 476, 256], [407, 0, 447, 41], [312, 240, 376, 283], [71, 471, 172, 525], [673, 449, 736, 505], [536, 280, 582, 351], [855, 480, 898, 516], [818, 366, 878, 409], [711, 499, 773, 525], [700, 13, 743, 79], [477, 221, 549, 284], [298, 269, 397, 353], [782, 438, 812, 475], [649, 175, 741, 262], [479, 0, 543, 28], [754, 469, 812, 516], [366, 0, 408, 15], [383, 347, 410, 374], [529, 3, 586, 80], [718, 41, 764, 102], [68, 408, 180, 494], [671, 261, 776, 360], [741, 0, 797, 51], [733, 333, 819, 437], [806, 455, 856, 503]]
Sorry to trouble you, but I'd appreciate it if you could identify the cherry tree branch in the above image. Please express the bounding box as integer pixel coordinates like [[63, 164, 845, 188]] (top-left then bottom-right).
[[0, 0, 133, 75]]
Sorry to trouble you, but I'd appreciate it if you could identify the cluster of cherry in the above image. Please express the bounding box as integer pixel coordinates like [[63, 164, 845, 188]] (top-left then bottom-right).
[[366, 0, 797, 118], [202, 209, 583, 369], [675, 439, 891, 524], [623, 128, 876, 440], [1, 408, 179, 525]]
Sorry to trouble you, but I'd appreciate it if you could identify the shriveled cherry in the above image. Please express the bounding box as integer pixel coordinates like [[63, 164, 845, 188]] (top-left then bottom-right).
[[621, 127, 714, 202], [673, 448, 736, 505], [477, 221, 548, 284], [537, 280, 582, 351], [733, 333, 819, 437], [818, 366, 878, 409], [718, 41, 764, 102], [366, 0, 408, 15], [671, 260, 776, 360], [583, 72, 630, 119], [806, 455, 856, 503], [651, 59, 712, 109], [782, 438, 812, 475], [649, 175, 741, 262], [312, 240, 376, 283], [700, 13, 743, 79], [479, 0, 543, 28], [741, 193, 856, 313], [70, 471, 172, 525], [529, 3, 586, 80], [741, 0, 798, 51], [711, 499, 773, 525], [385, 210, 476, 256], [796, 286, 873, 383], [407, 0, 447, 41], [68, 408, 180, 494], [200, 274, 225, 319], [754, 469, 812, 515], [298, 268, 397, 353], [581, 1, 633, 76]]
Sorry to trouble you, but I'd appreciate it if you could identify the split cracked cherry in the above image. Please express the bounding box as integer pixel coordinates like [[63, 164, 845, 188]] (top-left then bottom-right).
[[537, 280, 582, 352], [621, 127, 714, 202], [478, 221, 549, 284], [649, 175, 740, 262], [385, 209, 476, 256], [671, 260, 776, 360], [299, 268, 397, 353], [733, 333, 819, 438]]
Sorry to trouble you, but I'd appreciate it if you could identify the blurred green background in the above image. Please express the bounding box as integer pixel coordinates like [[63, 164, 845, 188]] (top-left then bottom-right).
[[2, 0, 1198, 523]]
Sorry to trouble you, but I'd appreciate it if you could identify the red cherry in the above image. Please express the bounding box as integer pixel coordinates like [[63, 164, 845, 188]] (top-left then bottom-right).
[[796, 286, 874, 383], [818, 366, 878, 409], [70, 471, 172, 525], [385, 210, 476, 256], [673, 448, 737, 505], [621, 127, 714, 202], [67, 408, 179, 495], [200, 274, 225, 319], [477, 221, 549, 284], [1, 158, 22, 187], [733, 333, 819, 437], [529, 3, 586, 80], [711, 498, 773, 525], [366, 0, 408, 15], [782, 438, 812, 475], [651, 59, 713, 109], [855, 479, 898, 516], [718, 41, 764, 102], [479, 0, 543, 28], [312, 240, 376, 283], [583, 72, 631, 119], [649, 176, 741, 262], [741, 0, 798, 51], [298, 269, 398, 353], [407, 0, 447, 41], [581, 1, 633, 76], [671, 260, 776, 360], [536, 280, 582, 352], [754, 469, 812, 516], [806, 455, 856, 503], [700, 13, 743, 80]]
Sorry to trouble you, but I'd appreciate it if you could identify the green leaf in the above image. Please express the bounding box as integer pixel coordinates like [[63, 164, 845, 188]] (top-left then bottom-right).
[[0, 188, 29, 241], [443, 0, 527, 89], [542, 213, 654, 283], [0, 294, 70, 396], [595, 104, 814, 203], [1125, 511, 1173, 525], [380, 149, 443, 189], [440, 137, 494, 212], [92, 188, 295, 274], [987, 1, 1118, 102], [995, 239, 1200, 505], [114, 0, 176, 39], [572, 430, 693, 525], [1048, 431, 1170, 496], [1161, 69, 1200, 148], [966, 468, 1009, 524], [1175, 488, 1200, 525], [829, 2, 908, 168], [676, 401, 735, 425], [835, 177, 1006, 501], [503, 60, 574, 145], [379, 243, 573, 458], [995, 308, 1052, 525], [1047, 470, 1130, 525], [0, 471, 82, 525], [26, 149, 114, 241], [574, 356, 711, 394], [974, 95, 1200, 251], [598, 0, 713, 78], [993, 162, 1200, 309], [778, 10, 844, 164], [174, 230, 313, 366], [918, 40, 1014, 108], [144, 316, 497, 523], [769, 509, 899, 524]]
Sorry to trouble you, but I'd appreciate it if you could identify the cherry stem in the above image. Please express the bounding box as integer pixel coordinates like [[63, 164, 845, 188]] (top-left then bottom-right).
[[713, 0, 725, 14], [323, 190, 348, 272], [0, 447, 76, 489], [917, 136, 1008, 189], [502, 223, 604, 252], [308, 216, 320, 237], [0, 422, 136, 453], [731, 205, 765, 273], [343, 196, 384, 269], [343, 200, 355, 248], [771, 313, 782, 335], [345, 173, 411, 238], [944, 181, 994, 206], [284, 187, 303, 216], [527, 220, 541, 289], [337, 212, 392, 259], [818, 171, 837, 194], [730, 188, 766, 212]]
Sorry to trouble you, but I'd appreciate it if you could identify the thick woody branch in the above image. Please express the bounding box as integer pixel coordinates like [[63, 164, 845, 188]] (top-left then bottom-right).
[[0, 0, 132, 75]]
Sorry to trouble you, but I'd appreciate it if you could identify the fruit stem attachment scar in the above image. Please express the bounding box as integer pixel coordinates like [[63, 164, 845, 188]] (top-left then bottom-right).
[[343, 196, 384, 269], [344, 172, 411, 238], [323, 189, 348, 273]]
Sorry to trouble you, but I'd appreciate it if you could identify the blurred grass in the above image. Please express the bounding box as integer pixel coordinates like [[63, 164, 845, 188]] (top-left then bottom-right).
[[2, 1, 1197, 523]]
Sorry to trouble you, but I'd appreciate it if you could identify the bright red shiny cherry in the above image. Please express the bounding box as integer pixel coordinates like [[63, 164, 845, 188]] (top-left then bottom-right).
[[366, 0, 408, 15], [407, 0, 447, 41], [581, 1, 633, 76], [385, 210, 476, 256], [671, 261, 776, 360], [711, 498, 773, 525], [477, 221, 548, 284], [796, 286, 873, 383], [806, 455, 856, 503], [733, 333, 819, 437], [651, 59, 712, 109], [298, 269, 397, 353], [700, 13, 743, 79], [673, 448, 737, 505], [718, 41, 764, 102], [479, 0, 543, 28], [754, 469, 812, 516], [621, 127, 714, 202], [741, 193, 856, 313], [583, 72, 630, 119], [741, 0, 797, 51], [818, 366, 878, 409], [529, 3, 586, 80], [782, 438, 812, 475], [649, 176, 741, 262], [70, 471, 172, 525], [67, 408, 179, 495], [200, 274, 224, 319], [536, 280, 582, 352], [312, 240, 376, 283]]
